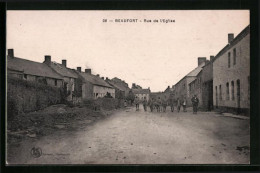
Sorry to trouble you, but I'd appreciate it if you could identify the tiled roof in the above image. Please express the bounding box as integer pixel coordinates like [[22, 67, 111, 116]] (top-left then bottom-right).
[[132, 88, 150, 94], [106, 80, 130, 91], [78, 72, 114, 88], [7, 56, 63, 79], [50, 62, 78, 78]]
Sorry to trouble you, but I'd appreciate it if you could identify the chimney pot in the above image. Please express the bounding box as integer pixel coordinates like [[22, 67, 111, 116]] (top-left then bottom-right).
[[101, 77, 104, 80], [85, 69, 91, 74], [62, 59, 67, 67], [96, 74, 100, 77], [44, 55, 51, 66], [77, 67, 81, 72], [198, 57, 207, 66], [8, 49, 14, 57], [106, 77, 109, 80], [228, 33, 234, 44]]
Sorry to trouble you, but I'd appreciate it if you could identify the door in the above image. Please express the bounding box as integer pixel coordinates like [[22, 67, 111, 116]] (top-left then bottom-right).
[[237, 79, 240, 113]]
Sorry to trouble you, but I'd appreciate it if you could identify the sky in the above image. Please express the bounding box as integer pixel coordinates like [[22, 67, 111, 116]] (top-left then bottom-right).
[[7, 10, 249, 92]]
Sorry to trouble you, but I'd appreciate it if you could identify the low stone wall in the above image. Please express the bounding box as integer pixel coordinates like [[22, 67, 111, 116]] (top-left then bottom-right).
[[7, 77, 62, 120]]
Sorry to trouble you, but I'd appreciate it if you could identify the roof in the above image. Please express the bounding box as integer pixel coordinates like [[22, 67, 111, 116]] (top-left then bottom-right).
[[186, 62, 205, 77], [106, 80, 129, 91], [50, 62, 78, 78], [7, 56, 63, 79], [132, 88, 150, 94], [78, 72, 114, 88], [213, 25, 250, 62]]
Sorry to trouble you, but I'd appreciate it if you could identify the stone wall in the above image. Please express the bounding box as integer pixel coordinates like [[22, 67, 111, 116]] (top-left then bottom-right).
[[7, 77, 62, 120]]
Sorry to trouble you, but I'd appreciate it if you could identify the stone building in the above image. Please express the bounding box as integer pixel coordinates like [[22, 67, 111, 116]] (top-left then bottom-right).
[[201, 56, 214, 111], [132, 88, 151, 101], [213, 25, 250, 115], [188, 56, 214, 110], [105, 77, 130, 99], [43, 56, 78, 101], [76, 68, 115, 99], [7, 49, 63, 87], [174, 57, 207, 106]]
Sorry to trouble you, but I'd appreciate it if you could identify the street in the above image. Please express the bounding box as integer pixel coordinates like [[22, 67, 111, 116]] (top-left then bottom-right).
[[7, 106, 250, 164]]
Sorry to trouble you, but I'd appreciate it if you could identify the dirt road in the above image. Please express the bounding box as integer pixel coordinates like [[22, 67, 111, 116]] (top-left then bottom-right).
[[7, 106, 250, 164]]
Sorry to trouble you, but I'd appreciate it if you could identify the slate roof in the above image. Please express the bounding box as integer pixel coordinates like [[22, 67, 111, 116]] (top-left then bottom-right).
[[186, 62, 206, 77], [78, 72, 114, 88], [132, 88, 150, 94], [50, 62, 78, 78], [7, 56, 63, 79]]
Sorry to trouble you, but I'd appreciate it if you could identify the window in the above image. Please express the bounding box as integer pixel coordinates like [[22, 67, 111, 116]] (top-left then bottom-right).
[[226, 82, 230, 100], [55, 79, 57, 86], [231, 81, 234, 100], [228, 52, 231, 68], [233, 48, 236, 65], [219, 85, 222, 100], [24, 74, 27, 79]]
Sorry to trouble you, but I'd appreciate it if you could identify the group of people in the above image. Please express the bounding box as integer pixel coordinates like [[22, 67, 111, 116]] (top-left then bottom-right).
[[134, 95, 200, 114]]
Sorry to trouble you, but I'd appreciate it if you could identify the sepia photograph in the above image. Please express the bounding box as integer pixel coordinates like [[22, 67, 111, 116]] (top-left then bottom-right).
[[6, 10, 250, 165]]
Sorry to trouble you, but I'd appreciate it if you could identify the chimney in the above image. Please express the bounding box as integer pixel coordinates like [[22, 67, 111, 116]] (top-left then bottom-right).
[[132, 83, 136, 88], [44, 55, 51, 66], [62, 59, 67, 67], [96, 74, 100, 77], [198, 57, 207, 66], [85, 69, 91, 74], [210, 55, 214, 61], [77, 67, 81, 72], [8, 49, 14, 57], [101, 77, 104, 80], [106, 77, 109, 81], [228, 33, 234, 44]]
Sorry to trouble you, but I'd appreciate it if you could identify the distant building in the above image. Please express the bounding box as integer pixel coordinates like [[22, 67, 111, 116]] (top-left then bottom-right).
[[105, 77, 131, 99], [132, 83, 142, 89], [7, 49, 63, 87], [213, 25, 250, 115], [174, 57, 207, 106], [76, 68, 115, 99], [132, 88, 151, 101], [43, 56, 78, 101]]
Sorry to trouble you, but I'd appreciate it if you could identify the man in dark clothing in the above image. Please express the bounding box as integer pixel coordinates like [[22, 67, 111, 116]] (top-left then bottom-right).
[[176, 98, 181, 112], [149, 98, 154, 112], [143, 97, 148, 112], [169, 97, 175, 112], [191, 95, 199, 114]]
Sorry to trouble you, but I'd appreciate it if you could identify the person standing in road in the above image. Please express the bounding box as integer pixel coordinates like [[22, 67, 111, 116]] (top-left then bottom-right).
[[162, 96, 167, 112], [169, 98, 175, 112], [149, 98, 154, 112], [177, 98, 181, 112], [182, 97, 187, 112], [191, 94, 199, 114], [157, 97, 162, 112], [134, 96, 140, 111], [143, 97, 148, 112]]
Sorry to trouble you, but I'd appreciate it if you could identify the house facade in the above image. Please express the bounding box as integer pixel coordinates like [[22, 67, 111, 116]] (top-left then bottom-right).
[[43, 56, 78, 101], [132, 88, 150, 101], [213, 25, 250, 115], [7, 49, 63, 87], [76, 68, 115, 99], [105, 77, 131, 99], [174, 58, 207, 106]]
